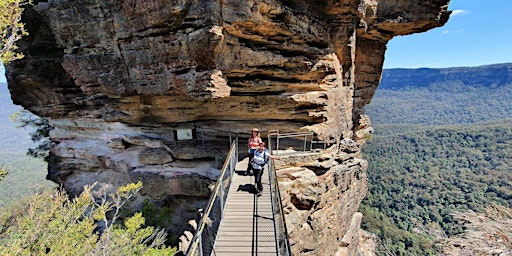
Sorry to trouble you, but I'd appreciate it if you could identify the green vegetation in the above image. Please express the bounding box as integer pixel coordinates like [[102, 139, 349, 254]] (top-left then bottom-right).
[[361, 122, 512, 254], [0, 84, 179, 252], [0, 165, 6, 181], [360, 69, 512, 255], [1, 0, 30, 63], [367, 82, 512, 127], [11, 109, 53, 158], [0, 182, 176, 255], [0, 0, 38, 201], [141, 199, 176, 230], [360, 203, 437, 255]]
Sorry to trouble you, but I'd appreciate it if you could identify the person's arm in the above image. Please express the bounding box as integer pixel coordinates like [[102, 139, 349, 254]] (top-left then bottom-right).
[[268, 154, 281, 160], [265, 151, 281, 160]]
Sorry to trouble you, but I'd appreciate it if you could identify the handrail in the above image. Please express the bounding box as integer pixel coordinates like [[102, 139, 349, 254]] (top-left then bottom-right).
[[268, 159, 292, 256], [268, 130, 326, 155], [186, 140, 238, 256]]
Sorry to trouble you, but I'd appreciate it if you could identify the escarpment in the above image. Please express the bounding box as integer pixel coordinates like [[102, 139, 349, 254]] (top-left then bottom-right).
[[6, 0, 450, 255]]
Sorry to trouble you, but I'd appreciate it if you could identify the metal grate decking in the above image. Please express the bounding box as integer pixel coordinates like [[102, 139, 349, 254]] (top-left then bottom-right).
[[213, 158, 278, 256]]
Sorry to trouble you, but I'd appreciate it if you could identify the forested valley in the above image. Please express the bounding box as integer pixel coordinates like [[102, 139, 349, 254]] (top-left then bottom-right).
[[360, 63, 512, 255]]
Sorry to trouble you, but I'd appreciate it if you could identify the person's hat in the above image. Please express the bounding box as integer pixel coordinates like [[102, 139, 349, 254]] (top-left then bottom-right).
[[252, 128, 259, 132]]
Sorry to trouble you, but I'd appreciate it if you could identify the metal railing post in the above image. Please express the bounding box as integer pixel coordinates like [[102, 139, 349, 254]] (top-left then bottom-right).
[[310, 133, 313, 151], [235, 135, 239, 161], [232, 151, 236, 177], [198, 236, 203, 256], [268, 135, 272, 154], [304, 133, 307, 151], [220, 182, 224, 219], [276, 133, 280, 154]]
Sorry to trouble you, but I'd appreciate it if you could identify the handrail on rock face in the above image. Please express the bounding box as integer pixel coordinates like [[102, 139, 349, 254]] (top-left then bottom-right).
[[186, 140, 238, 256], [268, 130, 326, 156], [268, 159, 292, 256]]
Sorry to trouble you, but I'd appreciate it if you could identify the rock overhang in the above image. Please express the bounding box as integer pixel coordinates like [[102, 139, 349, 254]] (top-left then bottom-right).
[[5, 1, 451, 254]]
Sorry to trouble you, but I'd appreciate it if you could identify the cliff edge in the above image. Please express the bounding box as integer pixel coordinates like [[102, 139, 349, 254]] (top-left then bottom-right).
[[6, 0, 450, 255]]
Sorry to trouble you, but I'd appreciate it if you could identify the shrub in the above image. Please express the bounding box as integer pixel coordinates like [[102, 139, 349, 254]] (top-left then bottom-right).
[[0, 0, 31, 63], [0, 182, 176, 255], [0, 165, 6, 181]]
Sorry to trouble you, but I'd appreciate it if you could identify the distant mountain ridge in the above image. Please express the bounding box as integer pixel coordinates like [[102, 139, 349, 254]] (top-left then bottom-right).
[[380, 63, 512, 89], [367, 63, 512, 127]]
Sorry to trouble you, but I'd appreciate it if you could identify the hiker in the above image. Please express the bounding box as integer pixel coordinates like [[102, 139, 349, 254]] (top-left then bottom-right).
[[251, 142, 280, 196], [247, 127, 263, 175]]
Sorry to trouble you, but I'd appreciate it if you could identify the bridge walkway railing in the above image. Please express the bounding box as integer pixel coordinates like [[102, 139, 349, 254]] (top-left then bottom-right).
[[186, 135, 293, 256]]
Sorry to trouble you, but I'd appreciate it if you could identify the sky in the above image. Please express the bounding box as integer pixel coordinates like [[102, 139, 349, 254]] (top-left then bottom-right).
[[384, 0, 512, 69], [1, 0, 511, 83]]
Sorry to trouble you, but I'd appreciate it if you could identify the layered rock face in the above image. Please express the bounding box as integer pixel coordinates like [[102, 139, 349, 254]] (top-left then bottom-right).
[[274, 139, 371, 255], [7, 0, 450, 255]]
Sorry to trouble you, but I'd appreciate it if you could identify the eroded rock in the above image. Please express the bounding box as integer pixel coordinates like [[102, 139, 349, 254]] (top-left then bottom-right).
[[6, 0, 451, 254], [138, 148, 174, 165]]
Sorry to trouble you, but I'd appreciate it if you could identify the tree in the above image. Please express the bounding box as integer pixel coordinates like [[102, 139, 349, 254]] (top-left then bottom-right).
[[0, 182, 176, 255], [10, 109, 53, 158], [1, 0, 30, 64]]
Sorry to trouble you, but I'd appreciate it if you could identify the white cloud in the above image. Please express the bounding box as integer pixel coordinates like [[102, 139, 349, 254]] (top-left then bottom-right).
[[451, 9, 469, 16], [442, 29, 464, 34]]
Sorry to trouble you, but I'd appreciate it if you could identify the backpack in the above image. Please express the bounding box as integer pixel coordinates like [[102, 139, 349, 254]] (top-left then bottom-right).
[[251, 149, 268, 170]]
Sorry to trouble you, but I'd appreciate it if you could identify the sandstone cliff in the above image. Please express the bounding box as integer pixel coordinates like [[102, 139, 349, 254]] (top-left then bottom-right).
[[6, 0, 450, 255]]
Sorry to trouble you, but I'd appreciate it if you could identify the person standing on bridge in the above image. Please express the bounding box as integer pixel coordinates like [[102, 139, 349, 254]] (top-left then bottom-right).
[[251, 142, 280, 197], [247, 127, 263, 175]]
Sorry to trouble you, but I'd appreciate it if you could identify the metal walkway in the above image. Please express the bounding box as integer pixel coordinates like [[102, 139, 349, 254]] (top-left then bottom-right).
[[186, 135, 298, 256], [213, 158, 277, 255]]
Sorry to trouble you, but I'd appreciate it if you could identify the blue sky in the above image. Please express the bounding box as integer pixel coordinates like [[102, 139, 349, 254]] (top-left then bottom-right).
[[1, 0, 511, 83], [384, 0, 512, 68]]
